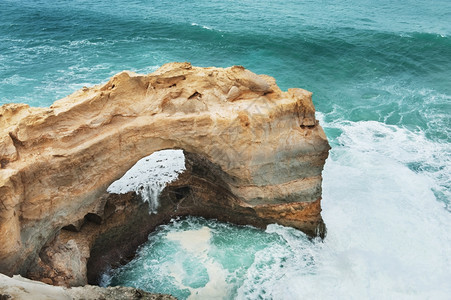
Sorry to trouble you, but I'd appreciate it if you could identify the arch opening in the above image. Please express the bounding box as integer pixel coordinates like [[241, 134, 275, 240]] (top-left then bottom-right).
[[107, 149, 187, 214], [27, 148, 325, 287], [85, 148, 242, 285]]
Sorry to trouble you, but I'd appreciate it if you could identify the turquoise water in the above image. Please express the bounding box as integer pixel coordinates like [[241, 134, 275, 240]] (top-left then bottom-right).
[[100, 217, 311, 299], [2, 0, 450, 298]]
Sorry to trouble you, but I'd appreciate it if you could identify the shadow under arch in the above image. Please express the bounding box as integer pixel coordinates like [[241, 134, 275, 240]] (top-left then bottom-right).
[[85, 149, 267, 285], [24, 138, 325, 287]]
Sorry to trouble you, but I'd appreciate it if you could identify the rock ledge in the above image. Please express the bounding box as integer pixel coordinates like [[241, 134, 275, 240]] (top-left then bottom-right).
[[0, 273, 176, 300]]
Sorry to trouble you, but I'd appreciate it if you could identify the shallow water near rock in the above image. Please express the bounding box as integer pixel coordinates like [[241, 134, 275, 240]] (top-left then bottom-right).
[[100, 217, 316, 300], [1, 0, 450, 298]]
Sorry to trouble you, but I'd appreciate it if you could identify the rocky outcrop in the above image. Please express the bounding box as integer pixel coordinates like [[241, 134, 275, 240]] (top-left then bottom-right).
[[0, 273, 176, 300], [0, 63, 330, 285]]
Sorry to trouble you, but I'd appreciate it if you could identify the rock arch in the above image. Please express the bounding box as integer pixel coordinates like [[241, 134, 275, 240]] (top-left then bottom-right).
[[0, 63, 330, 285]]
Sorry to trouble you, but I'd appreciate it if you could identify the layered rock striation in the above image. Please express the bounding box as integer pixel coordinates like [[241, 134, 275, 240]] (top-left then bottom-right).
[[0, 63, 330, 285]]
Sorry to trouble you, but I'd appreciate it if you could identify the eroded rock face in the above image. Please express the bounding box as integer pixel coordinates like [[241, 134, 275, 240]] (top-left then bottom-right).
[[0, 273, 176, 300], [0, 63, 330, 282]]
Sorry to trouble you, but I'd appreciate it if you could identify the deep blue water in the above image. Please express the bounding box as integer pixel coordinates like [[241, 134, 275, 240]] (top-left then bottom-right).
[[1, 0, 450, 298]]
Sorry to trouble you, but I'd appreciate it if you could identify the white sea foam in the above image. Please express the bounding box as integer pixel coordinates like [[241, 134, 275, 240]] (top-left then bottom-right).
[[191, 22, 214, 31], [167, 227, 231, 299], [107, 149, 186, 213], [68, 39, 107, 47], [235, 118, 451, 299], [0, 74, 36, 85], [318, 112, 450, 210]]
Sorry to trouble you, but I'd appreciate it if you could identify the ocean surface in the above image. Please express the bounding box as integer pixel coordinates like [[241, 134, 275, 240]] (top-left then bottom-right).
[[1, 0, 450, 298]]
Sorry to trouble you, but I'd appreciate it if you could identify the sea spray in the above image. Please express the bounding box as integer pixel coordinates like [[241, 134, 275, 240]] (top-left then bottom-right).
[[107, 150, 186, 213]]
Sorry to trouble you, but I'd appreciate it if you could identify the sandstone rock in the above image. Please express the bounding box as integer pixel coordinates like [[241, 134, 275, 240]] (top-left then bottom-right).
[[0, 273, 176, 300], [0, 63, 330, 283], [29, 237, 88, 287]]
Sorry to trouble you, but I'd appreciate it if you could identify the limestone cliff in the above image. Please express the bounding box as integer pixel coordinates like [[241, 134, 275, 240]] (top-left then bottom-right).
[[0, 63, 330, 283]]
